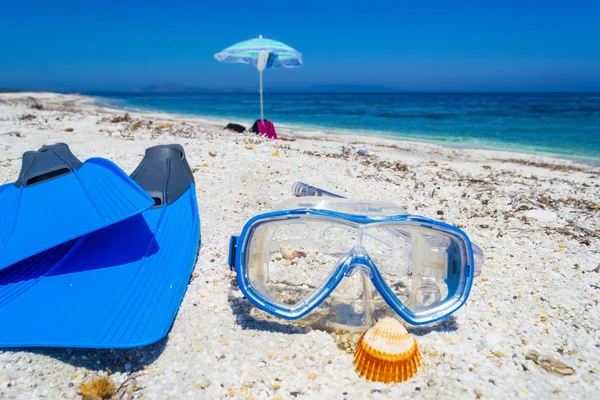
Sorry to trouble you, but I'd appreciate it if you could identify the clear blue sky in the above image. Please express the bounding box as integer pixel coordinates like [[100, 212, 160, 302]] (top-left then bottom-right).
[[1, 0, 599, 92]]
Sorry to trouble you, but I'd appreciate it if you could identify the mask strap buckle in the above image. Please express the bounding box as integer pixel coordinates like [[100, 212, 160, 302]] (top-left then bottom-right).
[[228, 236, 238, 271]]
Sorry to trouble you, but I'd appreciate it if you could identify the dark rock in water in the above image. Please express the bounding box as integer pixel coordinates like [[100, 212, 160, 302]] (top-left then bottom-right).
[[225, 123, 246, 133]]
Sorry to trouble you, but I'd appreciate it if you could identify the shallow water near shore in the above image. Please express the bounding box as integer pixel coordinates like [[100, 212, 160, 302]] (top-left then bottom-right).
[[98, 92, 600, 162]]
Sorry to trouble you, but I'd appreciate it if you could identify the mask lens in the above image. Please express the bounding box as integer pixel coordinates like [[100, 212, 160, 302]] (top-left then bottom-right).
[[244, 218, 356, 309], [363, 224, 470, 317]]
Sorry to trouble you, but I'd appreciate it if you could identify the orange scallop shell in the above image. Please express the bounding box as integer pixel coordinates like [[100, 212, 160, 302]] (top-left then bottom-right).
[[353, 317, 423, 383]]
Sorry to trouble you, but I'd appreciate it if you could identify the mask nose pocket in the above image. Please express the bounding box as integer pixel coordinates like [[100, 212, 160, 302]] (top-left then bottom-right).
[[325, 269, 375, 331], [315, 246, 375, 330], [345, 263, 372, 278]]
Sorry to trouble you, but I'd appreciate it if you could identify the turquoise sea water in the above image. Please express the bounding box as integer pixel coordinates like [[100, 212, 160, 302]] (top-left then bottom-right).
[[98, 93, 600, 162]]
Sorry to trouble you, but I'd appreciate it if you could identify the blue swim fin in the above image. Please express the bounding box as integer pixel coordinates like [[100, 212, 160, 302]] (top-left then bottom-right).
[[0, 144, 200, 348], [0, 143, 154, 271]]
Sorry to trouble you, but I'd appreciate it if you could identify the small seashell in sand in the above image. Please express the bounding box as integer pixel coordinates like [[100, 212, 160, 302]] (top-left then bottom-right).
[[245, 144, 255, 150], [280, 246, 297, 260], [295, 249, 308, 258], [525, 350, 576, 375], [280, 247, 308, 260], [354, 317, 422, 383]]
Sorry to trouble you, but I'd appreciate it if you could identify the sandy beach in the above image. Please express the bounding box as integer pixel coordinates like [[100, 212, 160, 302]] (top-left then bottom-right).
[[0, 92, 599, 399]]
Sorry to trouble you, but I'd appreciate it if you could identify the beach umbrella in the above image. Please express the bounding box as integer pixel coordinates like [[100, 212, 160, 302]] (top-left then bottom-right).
[[214, 35, 302, 121]]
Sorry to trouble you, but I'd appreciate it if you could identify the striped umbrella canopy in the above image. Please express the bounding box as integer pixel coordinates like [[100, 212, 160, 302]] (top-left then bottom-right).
[[215, 35, 302, 120]]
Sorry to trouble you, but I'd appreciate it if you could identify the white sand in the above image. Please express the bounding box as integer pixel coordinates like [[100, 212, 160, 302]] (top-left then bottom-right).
[[0, 93, 599, 399]]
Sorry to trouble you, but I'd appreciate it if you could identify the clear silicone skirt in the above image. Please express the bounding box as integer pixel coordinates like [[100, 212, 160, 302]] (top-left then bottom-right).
[[229, 184, 484, 331]]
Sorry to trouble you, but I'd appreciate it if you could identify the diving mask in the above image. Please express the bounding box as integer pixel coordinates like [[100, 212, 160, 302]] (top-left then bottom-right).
[[228, 182, 483, 330]]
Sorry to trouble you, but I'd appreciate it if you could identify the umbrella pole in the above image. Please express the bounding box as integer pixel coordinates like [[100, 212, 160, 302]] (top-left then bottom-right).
[[259, 69, 264, 121]]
